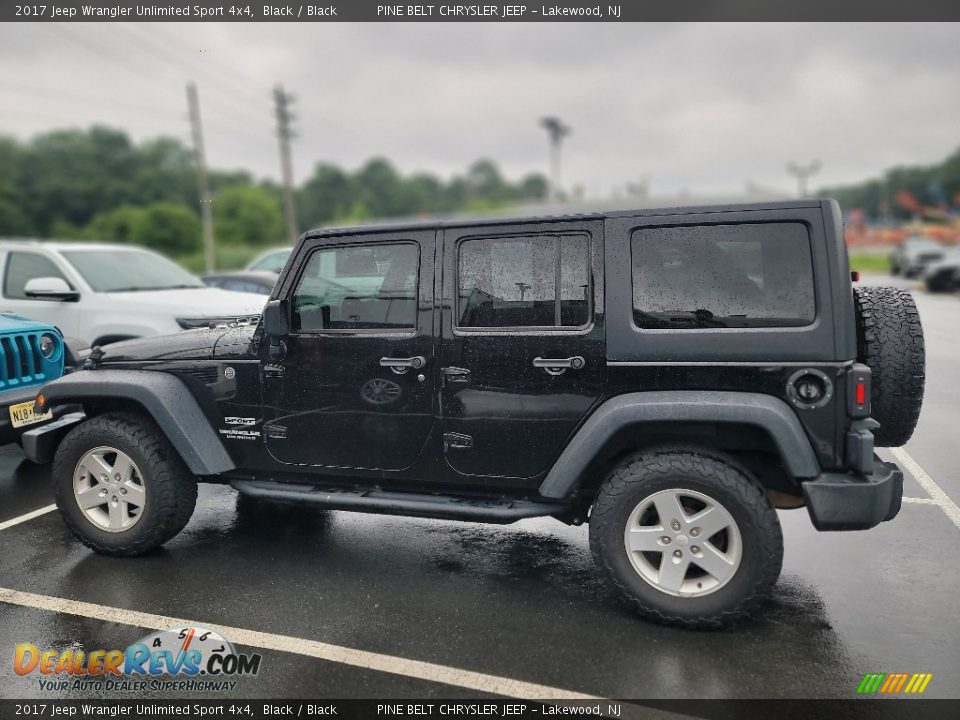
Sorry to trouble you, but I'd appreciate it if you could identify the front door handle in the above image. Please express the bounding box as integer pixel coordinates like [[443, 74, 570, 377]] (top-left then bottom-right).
[[533, 356, 586, 371], [380, 356, 426, 370]]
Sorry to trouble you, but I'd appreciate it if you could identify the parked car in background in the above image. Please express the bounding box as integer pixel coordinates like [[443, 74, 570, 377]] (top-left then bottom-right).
[[0, 313, 76, 444], [889, 236, 945, 277], [246, 247, 291, 273], [202, 271, 277, 296], [923, 248, 960, 293], [0, 241, 266, 347]]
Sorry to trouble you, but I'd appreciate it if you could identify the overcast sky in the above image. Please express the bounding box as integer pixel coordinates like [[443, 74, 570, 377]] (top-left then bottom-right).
[[1, 22, 958, 198]]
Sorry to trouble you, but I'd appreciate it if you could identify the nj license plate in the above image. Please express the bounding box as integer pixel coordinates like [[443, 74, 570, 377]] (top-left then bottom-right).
[[9, 399, 52, 429]]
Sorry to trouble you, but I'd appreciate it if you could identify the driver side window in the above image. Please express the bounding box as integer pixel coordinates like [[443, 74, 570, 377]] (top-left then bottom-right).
[[4, 252, 72, 300], [291, 242, 419, 332]]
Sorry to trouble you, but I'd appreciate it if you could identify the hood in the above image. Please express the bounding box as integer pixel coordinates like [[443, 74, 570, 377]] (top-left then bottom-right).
[[104, 287, 266, 318], [96, 327, 223, 363], [95, 323, 260, 363], [0, 313, 59, 334]]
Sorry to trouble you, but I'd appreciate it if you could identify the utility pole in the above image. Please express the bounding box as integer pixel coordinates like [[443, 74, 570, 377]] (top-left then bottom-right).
[[186, 82, 215, 272], [540, 116, 571, 203], [274, 85, 299, 245], [786, 160, 822, 198]]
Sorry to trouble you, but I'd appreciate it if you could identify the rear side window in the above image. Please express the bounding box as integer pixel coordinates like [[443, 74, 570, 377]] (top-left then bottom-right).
[[631, 223, 815, 329], [4, 252, 72, 299], [457, 234, 590, 329]]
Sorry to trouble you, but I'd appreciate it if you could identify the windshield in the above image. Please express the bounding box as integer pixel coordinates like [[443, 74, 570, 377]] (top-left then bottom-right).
[[62, 249, 205, 292]]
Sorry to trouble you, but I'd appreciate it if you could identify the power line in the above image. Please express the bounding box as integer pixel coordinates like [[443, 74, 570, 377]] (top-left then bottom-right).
[[117, 24, 272, 110], [107, 24, 273, 129]]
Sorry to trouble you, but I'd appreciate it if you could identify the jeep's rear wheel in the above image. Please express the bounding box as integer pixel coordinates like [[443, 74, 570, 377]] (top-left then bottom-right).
[[590, 449, 783, 629], [852, 286, 925, 447], [53, 413, 197, 556]]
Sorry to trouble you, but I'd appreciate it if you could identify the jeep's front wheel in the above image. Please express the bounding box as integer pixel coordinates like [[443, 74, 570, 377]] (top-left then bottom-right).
[[590, 449, 783, 629], [53, 413, 197, 556]]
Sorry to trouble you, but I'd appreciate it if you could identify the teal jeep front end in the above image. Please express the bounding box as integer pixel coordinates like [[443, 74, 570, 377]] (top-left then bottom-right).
[[0, 314, 68, 444]]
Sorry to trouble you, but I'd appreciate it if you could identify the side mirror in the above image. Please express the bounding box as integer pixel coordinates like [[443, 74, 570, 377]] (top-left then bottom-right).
[[24, 277, 79, 302], [262, 299, 289, 360]]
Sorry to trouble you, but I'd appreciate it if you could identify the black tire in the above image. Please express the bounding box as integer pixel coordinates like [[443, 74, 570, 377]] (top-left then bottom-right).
[[53, 412, 197, 556], [590, 448, 783, 629], [852, 286, 925, 447]]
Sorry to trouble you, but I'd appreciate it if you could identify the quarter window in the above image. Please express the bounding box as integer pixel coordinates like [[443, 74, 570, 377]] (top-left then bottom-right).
[[631, 223, 815, 329], [292, 243, 418, 331], [457, 234, 590, 329]]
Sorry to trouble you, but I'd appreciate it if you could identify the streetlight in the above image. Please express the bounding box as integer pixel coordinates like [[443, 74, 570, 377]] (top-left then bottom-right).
[[540, 117, 571, 203], [787, 160, 822, 198]]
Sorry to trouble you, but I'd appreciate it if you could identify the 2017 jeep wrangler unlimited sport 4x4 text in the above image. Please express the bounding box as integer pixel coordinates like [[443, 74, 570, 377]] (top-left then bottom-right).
[[24, 199, 924, 628]]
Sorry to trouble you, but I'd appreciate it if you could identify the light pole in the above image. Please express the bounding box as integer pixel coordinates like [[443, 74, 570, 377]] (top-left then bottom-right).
[[540, 117, 571, 203], [787, 160, 821, 198]]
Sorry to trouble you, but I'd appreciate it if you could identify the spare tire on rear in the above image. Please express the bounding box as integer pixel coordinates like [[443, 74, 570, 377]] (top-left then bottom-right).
[[852, 286, 925, 447]]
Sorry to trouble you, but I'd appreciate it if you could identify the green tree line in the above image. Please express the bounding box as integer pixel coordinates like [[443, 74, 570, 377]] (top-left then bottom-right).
[[0, 126, 547, 270], [819, 146, 960, 220]]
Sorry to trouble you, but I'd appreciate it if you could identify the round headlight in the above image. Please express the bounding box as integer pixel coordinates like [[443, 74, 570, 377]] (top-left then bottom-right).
[[39, 334, 57, 358]]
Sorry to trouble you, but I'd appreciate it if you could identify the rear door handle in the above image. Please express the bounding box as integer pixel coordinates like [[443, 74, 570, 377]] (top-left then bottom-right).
[[533, 356, 585, 371], [380, 356, 426, 370]]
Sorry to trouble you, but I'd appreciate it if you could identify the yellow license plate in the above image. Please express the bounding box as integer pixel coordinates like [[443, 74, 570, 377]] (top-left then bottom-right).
[[9, 399, 52, 429]]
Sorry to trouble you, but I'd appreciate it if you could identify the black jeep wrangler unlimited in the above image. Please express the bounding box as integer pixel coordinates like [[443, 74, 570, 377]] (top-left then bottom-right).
[[25, 199, 924, 628]]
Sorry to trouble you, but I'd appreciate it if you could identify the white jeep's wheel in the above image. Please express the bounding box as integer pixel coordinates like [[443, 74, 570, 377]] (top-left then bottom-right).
[[590, 448, 783, 629], [53, 412, 197, 557]]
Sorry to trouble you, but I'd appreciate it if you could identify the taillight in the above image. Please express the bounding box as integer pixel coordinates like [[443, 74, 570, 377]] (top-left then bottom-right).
[[848, 363, 871, 418]]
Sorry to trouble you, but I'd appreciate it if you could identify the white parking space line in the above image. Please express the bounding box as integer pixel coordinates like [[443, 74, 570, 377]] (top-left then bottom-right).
[[0, 587, 600, 700], [891, 447, 960, 531], [0, 504, 56, 532], [901, 497, 938, 505]]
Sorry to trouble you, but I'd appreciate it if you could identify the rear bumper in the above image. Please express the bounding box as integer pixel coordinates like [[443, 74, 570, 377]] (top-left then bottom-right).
[[802, 455, 903, 531]]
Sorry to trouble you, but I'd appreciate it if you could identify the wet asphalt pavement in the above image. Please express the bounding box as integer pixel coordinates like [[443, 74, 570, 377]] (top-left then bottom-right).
[[0, 274, 958, 701]]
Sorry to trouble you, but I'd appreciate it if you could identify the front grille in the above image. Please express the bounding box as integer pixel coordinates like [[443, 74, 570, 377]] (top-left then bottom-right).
[[0, 332, 47, 389]]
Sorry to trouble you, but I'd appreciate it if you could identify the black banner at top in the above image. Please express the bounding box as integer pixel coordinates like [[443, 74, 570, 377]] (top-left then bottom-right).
[[3, 0, 960, 22]]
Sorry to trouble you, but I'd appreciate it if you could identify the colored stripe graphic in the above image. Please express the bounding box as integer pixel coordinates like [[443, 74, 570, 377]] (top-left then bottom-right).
[[857, 673, 885, 694], [858, 672, 932, 695]]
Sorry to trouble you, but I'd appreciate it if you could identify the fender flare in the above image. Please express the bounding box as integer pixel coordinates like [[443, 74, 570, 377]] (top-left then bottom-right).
[[37, 369, 235, 476], [538, 391, 822, 499]]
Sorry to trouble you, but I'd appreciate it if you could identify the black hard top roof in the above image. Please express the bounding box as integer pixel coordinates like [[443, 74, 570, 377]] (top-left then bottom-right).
[[301, 198, 824, 240]]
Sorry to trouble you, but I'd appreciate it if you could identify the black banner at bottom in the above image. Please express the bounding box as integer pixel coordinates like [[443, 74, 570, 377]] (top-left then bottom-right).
[[2, 700, 960, 720]]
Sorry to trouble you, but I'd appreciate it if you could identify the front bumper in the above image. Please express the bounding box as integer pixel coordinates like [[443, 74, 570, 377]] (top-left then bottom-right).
[[0, 386, 74, 445], [801, 455, 903, 531]]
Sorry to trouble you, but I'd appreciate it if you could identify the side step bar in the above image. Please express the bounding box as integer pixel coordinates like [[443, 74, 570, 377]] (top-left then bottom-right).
[[230, 480, 570, 524]]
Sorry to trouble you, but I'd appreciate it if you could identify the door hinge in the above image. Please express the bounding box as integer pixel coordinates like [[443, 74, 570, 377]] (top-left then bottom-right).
[[263, 364, 284, 379], [443, 432, 473, 450]]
